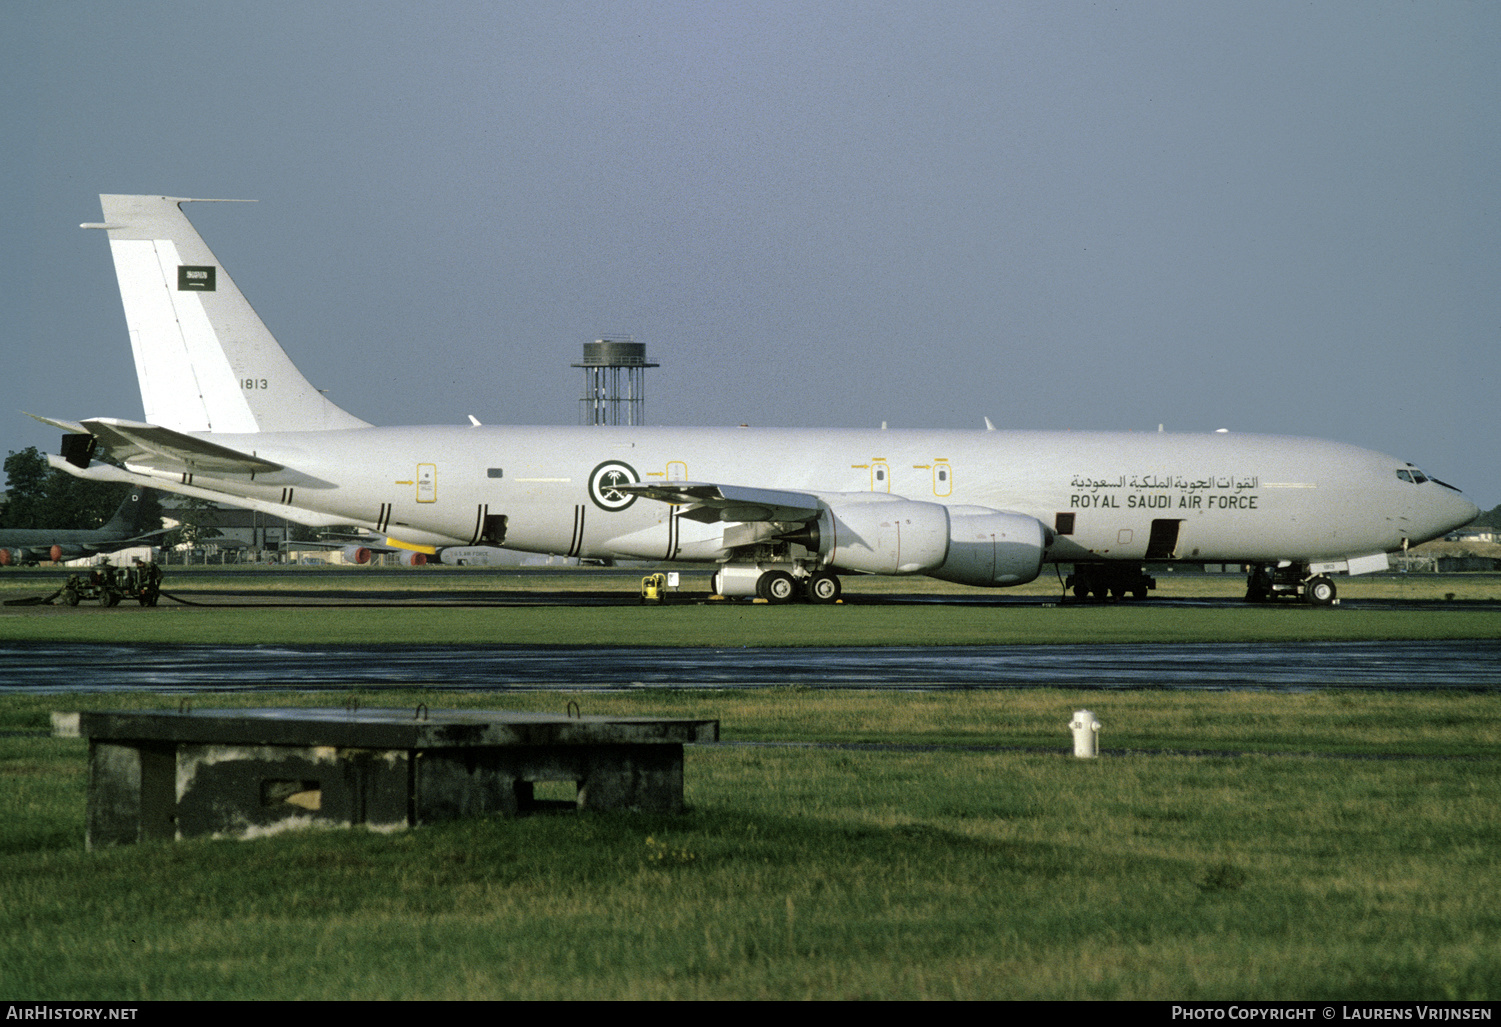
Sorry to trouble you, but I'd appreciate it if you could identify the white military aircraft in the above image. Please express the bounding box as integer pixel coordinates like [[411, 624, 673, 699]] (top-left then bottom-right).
[[34, 195, 1479, 605]]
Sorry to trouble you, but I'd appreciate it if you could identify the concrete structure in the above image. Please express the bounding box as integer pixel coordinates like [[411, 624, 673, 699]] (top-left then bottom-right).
[[573, 338, 658, 426], [81, 706, 718, 846]]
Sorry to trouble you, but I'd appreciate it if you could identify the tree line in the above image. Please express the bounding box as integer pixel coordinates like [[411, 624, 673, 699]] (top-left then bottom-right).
[[1, 447, 141, 530], [1, 446, 224, 549]]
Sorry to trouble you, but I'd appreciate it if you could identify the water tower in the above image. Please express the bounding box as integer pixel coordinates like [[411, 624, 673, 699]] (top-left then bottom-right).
[[574, 338, 658, 426]]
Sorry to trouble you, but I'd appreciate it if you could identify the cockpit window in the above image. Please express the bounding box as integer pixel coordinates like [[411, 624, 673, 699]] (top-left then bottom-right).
[[1411, 468, 1429, 484], [1396, 470, 1414, 483]]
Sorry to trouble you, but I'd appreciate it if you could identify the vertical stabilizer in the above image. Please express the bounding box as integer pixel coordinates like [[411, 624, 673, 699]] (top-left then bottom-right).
[[98, 488, 156, 536], [89, 195, 370, 433]]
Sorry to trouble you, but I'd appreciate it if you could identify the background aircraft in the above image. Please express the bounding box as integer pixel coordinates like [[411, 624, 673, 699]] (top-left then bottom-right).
[[285, 529, 441, 567], [37, 195, 1480, 605], [0, 488, 165, 566]]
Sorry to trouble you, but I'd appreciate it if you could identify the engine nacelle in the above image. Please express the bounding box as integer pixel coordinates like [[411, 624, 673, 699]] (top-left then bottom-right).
[[822, 496, 952, 575], [0, 548, 14, 567], [342, 545, 372, 565], [399, 551, 427, 567], [810, 497, 1048, 586], [49, 544, 62, 563], [930, 507, 1048, 587]]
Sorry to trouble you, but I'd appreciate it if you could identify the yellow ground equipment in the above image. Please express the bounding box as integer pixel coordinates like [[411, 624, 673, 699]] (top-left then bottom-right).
[[640, 573, 668, 604]]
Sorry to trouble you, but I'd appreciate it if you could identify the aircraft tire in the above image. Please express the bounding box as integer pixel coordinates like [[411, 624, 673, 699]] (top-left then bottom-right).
[[1305, 575, 1337, 606], [62, 590, 79, 607], [805, 572, 841, 604], [758, 570, 798, 604]]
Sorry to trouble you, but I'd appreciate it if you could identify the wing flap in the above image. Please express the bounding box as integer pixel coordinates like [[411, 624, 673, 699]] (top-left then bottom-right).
[[615, 481, 822, 523]]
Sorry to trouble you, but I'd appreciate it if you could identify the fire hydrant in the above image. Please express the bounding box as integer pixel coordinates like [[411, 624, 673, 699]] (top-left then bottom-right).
[[1069, 709, 1102, 758]]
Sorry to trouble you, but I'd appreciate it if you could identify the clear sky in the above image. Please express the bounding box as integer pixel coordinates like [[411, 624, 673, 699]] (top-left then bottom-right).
[[4, 1, 1497, 507]]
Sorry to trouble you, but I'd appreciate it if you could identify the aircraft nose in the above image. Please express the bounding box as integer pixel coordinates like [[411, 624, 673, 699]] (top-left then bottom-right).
[[1438, 488, 1480, 535]]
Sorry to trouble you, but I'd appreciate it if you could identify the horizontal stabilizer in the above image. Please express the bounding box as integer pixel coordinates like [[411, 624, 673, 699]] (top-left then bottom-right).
[[74, 417, 283, 474], [26, 413, 90, 436], [45, 454, 350, 528], [617, 481, 822, 524]]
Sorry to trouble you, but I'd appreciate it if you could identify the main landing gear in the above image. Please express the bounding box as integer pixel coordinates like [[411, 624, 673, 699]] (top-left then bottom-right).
[[1066, 563, 1156, 601], [1245, 563, 1338, 606], [712, 564, 843, 605]]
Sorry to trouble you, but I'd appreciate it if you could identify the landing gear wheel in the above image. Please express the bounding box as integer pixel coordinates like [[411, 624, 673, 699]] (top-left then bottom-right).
[[757, 570, 797, 604], [1305, 575, 1337, 606], [62, 589, 79, 607], [804, 572, 841, 604]]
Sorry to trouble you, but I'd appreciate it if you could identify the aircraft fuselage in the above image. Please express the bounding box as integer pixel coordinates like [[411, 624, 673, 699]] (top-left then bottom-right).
[[154, 424, 1474, 571]]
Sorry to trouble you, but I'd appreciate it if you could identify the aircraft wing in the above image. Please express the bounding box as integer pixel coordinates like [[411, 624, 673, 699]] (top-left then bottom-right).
[[30, 414, 281, 475], [615, 482, 822, 524]]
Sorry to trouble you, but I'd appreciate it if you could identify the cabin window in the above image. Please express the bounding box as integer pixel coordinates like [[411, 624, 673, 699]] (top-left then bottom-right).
[[487, 468, 504, 478], [1055, 513, 1075, 535]]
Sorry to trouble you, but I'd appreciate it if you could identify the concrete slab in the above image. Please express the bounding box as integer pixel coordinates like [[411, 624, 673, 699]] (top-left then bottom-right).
[[80, 707, 718, 846]]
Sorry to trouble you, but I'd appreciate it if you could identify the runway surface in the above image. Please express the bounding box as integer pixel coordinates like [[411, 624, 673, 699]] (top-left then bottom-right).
[[3, 639, 1498, 693]]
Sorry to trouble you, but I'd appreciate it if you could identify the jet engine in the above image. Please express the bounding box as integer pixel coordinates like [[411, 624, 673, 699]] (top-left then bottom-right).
[[819, 497, 951, 575], [0, 548, 15, 567], [342, 545, 372, 565], [804, 496, 1048, 586], [398, 551, 427, 567], [928, 506, 1049, 586]]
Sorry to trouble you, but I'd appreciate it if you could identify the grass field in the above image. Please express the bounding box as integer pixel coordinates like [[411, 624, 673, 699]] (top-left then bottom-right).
[[2, 570, 1497, 999], [1, 689, 1498, 1000], [8, 563, 1501, 599], [2, 568, 1500, 646]]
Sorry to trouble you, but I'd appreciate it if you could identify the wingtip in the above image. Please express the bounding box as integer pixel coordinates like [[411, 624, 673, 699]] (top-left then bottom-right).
[[25, 412, 89, 435]]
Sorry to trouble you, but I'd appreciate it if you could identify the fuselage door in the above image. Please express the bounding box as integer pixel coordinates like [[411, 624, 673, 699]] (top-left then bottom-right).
[[933, 461, 952, 497], [1145, 519, 1181, 559], [871, 460, 891, 493], [417, 463, 437, 503]]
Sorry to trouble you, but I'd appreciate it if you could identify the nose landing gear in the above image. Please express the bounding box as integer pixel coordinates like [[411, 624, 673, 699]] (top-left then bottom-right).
[[1246, 564, 1338, 606]]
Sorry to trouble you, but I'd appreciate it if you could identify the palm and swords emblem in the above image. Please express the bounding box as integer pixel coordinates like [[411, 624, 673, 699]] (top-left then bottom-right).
[[588, 461, 640, 511]]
